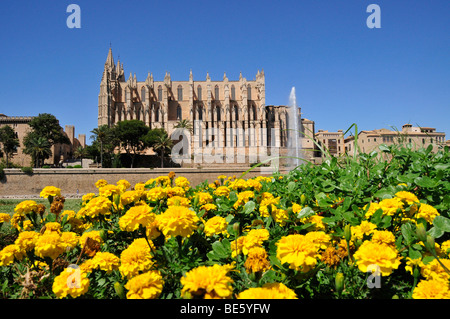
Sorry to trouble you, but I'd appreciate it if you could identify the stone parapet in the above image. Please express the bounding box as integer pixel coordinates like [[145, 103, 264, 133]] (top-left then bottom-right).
[[0, 167, 287, 197]]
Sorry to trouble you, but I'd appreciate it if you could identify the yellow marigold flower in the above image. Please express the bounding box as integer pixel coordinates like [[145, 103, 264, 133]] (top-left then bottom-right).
[[351, 221, 377, 240], [237, 283, 297, 299], [230, 236, 246, 257], [14, 200, 38, 215], [166, 186, 186, 198], [420, 258, 450, 282], [90, 251, 120, 274], [59, 232, 79, 250], [15, 231, 40, 252], [84, 196, 112, 218], [156, 206, 199, 239], [79, 230, 103, 249], [353, 241, 402, 276], [244, 246, 271, 273], [117, 179, 131, 193], [99, 184, 120, 198], [40, 186, 61, 199], [305, 231, 331, 250], [167, 196, 191, 207], [140, 218, 159, 240], [395, 191, 419, 205], [120, 190, 142, 206], [95, 179, 108, 188], [214, 186, 230, 197], [81, 193, 96, 204], [415, 203, 440, 224], [0, 213, 11, 223], [35, 232, 65, 260], [371, 230, 396, 247], [379, 197, 404, 216], [52, 267, 90, 299], [441, 240, 450, 255], [175, 176, 190, 189], [195, 192, 214, 206], [119, 204, 156, 232], [0, 244, 25, 266], [276, 234, 320, 272], [412, 279, 450, 299], [204, 216, 228, 237], [200, 203, 217, 212], [155, 176, 171, 187], [363, 202, 382, 219], [405, 257, 424, 275], [229, 178, 248, 191], [246, 179, 262, 191], [124, 270, 164, 299], [44, 222, 62, 234], [119, 238, 155, 279], [300, 215, 326, 231], [321, 246, 341, 268], [181, 264, 234, 299], [146, 186, 167, 202], [233, 190, 255, 209], [292, 203, 302, 214]]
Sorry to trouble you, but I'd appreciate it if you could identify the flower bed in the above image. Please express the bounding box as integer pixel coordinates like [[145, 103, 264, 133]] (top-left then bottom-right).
[[0, 145, 449, 299]]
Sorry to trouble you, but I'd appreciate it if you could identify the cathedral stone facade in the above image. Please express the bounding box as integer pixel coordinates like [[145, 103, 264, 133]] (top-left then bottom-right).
[[98, 48, 306, 165]]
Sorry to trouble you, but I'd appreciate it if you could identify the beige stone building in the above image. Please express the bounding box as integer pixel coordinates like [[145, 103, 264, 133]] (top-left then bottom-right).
[[0, 114, 85, 167], [344, 124, 446, 155], [98, 48, 313, 165], [315, 129, 345, 158]]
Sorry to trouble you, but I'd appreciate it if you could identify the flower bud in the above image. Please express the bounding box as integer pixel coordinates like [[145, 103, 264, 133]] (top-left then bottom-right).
[[416, 223, 427, 243], [233, 222, 240, 236], [344, 224, 352, 243], [425, 235, 436, 254], [335, 273, 344, 296], [114, 282, 126, 299], [300, 194, 306, 205]]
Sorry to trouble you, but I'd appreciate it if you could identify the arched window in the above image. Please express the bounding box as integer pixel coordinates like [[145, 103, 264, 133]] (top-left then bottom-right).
[[231, 85, 236, 100], [198, 106, 203, 121], [234, 105, 239, 121], [177, 105, 182, 120], [141, 87, 146, 102], [247, 85, 252, 100], [155, 106, 160, 122], [177, 85, 183, 101], [215, 85, 220, 100], [216, 106, 221, 122], [197, 85, 202, 100], [252, 104, 257, 121], [158, 86, 163, 101]]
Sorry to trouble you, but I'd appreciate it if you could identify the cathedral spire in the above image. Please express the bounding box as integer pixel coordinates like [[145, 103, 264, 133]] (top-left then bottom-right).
[[105, 47, 115, 70]]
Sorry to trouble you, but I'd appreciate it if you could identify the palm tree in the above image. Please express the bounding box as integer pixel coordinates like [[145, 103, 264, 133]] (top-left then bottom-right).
[[23, 135, 52, 168], [174, 119, 193, 133], [90, 125, 113, 168], [153, 135, 173, 168]]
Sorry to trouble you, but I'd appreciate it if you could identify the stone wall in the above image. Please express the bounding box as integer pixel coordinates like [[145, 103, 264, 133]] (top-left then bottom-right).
[[0, 167, 287, 197]]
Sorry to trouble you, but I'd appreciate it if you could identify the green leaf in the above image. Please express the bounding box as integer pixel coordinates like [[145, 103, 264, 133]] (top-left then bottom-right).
[[433, 216, 450, 232], [401, 223, 415, 246], [408, 247, 422, 260], [287, 181, 296, 193], [297, 206, 315, 219], [414, 176, 437, 188], [243, 201, 256, 215], [428, 226, 444, 239]]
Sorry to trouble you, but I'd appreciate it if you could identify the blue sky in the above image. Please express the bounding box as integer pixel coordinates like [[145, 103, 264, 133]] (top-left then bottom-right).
[[0, 0, 449, 143]]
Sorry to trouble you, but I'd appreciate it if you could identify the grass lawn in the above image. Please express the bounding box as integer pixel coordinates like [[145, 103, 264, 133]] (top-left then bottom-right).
[[0, 198, 82, 238]]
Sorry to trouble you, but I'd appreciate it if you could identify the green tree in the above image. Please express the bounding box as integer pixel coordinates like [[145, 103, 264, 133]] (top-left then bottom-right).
[[90, 125, 116, 168], [0, 125, 20, 167], [152, 134, 174, 168], [23, 134, 52, 168], [112, 120, 150, 168], [27, 113, 71, 146]]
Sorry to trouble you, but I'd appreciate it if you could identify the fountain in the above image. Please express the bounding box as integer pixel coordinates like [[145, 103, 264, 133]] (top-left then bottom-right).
[[287, 87, 302, 169]]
